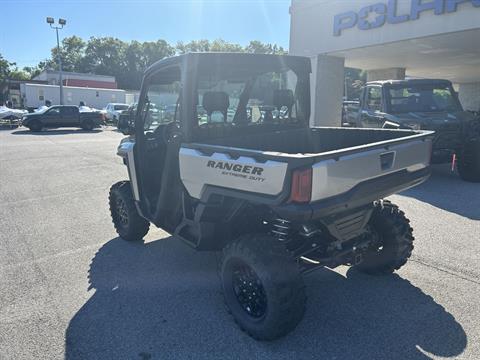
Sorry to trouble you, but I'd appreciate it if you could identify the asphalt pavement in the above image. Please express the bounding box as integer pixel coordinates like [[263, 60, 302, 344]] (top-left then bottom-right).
[[0, 127, 479, 360]]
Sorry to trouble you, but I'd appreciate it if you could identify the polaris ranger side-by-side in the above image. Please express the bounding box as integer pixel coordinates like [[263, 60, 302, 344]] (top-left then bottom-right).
[[109, 53, 433, 340], [349, 79, 480, 182]]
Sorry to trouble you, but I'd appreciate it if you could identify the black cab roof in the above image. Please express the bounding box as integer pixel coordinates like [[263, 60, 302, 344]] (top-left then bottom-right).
[[144, 52, 312, 77]]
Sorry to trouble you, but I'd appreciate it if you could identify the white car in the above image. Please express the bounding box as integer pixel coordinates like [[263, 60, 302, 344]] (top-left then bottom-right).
[[0, 105, 27, 119], [104, 103, 129, 123]]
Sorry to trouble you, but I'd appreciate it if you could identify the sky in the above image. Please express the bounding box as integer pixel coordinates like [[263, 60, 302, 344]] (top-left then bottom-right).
[[0, 0, 291, 68]]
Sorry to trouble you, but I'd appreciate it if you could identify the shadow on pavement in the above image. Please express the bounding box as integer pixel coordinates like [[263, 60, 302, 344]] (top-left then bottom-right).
[[400, 164, 480, 220], [11, 128, 103, 135], [65, 236, 466, 360]]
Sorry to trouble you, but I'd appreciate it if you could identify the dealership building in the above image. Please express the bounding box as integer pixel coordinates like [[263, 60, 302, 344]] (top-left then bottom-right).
[[289, 0, 480, 126]]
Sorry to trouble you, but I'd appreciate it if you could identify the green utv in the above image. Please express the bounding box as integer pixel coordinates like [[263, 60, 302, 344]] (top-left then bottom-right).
[[109, 53, 433, 340], [349, 79, 480, 182]]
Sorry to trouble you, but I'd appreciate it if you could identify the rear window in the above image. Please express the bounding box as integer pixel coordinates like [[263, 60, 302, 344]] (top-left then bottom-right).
[[196, 70, 307, 126], [114, 105, 128, 111]]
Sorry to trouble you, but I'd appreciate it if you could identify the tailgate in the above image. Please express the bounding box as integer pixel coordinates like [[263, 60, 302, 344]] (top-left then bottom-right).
[[310, 136, 433, 202]]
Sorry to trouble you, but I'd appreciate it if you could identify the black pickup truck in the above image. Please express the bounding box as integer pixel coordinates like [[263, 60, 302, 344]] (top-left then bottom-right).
[[21, 105, 102, 132], [347, 79, 480, 182]]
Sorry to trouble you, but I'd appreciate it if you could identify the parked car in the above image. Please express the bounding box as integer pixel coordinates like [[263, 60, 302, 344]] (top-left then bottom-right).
[[347, 79, 480, 182], [21, 105, 102, 131], [117, 103, 137, 130], [110, 53, 433, 340], [104, 103, 129, 124]]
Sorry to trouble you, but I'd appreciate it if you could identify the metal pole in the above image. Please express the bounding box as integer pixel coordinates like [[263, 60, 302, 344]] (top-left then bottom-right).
[[55, 27, 64, 105]]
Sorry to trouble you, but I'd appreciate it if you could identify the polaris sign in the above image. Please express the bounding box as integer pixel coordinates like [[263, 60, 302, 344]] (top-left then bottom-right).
[[333, 0, 480, 36]]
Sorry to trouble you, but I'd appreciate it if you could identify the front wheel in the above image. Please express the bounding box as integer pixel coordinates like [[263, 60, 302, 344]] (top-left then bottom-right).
[[28, 120, 42, 132], [220, 234, 306, 341], [457, 139, 480, 182], [109, 181, 149, 241], [354, 200, 414, 275]]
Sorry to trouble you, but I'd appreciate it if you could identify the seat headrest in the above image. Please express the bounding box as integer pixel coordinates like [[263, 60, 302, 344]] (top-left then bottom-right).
[[202, 92, 230, 115], [273, 89, 295, 109]]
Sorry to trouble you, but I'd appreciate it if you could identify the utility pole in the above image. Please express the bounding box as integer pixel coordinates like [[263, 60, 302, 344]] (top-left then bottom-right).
[[46, 17, 66, 105]]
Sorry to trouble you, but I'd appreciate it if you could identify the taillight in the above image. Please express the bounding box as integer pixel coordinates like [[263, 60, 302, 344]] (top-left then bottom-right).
[[289, 168, 312, 203]]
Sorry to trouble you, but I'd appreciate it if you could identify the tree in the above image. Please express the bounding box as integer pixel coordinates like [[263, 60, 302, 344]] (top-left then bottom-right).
[[176, 39, 212, 54], [210, 39, 244, 52], [7, 69, 30, 81], [123, 40, 175, 89], [50, 36, 86, 72], [245, 41, 287, 55], [0, 53, 14, 79], [25, 37, 290, 89], [22, 61, 48, 79], [1, 53, 31, 103]]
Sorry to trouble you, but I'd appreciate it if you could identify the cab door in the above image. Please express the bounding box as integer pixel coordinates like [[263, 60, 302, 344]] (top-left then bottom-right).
[[359, 86, 384, 128], [133, 65, 183, 228], [60, 106, 79, 126], [42, 106, 62, 127]]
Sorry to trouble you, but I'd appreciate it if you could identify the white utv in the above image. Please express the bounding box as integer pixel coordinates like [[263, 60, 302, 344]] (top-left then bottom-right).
[[109, 53, 433, 340]]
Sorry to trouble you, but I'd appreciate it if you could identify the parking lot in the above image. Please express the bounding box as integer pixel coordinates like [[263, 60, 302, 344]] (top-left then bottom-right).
[[0, 127, 479, 360]]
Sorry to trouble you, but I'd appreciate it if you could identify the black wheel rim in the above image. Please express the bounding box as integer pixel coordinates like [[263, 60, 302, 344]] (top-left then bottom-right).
[[231, 262, 267, 319], [116, 198, 129, 226]]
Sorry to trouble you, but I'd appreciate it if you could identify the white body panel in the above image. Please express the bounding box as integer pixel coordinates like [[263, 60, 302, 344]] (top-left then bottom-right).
[[310, 139, 432, 202], [179, 148, 288, 199]]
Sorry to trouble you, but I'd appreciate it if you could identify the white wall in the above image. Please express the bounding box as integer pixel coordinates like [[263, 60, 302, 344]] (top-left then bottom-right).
[[21, 84, 126, 109], [311, 55, 345, 127], [290, 0, 480, 56], [459, 83, 480, 111]]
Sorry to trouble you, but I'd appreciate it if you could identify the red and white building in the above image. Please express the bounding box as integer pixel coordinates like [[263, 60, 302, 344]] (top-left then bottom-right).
[[33, 70, 118, 89]]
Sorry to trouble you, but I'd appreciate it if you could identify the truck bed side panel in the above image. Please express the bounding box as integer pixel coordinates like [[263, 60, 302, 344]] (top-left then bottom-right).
[[310, 138, 432, 202]]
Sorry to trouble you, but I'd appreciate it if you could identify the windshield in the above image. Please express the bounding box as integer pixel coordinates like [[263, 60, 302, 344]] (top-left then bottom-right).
[[114, 104, 129, 111], [195, 65, 309, 128], [34, 106, 50, 114], [386, 83, 462, 113]]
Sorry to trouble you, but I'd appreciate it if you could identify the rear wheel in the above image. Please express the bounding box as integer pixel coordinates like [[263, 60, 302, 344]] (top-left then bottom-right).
[[28, 120, 42, 132], [109, 181, 149, 241], [220, 234, 306, 340], [354, 200, 414, 275], [457, 139, 480, 182], [81, 119, 94, 131]]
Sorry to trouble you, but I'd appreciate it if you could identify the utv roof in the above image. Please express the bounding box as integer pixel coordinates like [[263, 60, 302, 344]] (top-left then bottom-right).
[[367, 79, 453, 86], [144, 52, 311, 76]]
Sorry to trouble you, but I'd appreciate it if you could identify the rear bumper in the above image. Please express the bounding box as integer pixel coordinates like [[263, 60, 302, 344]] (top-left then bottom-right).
[[273, 167, 430, 222]]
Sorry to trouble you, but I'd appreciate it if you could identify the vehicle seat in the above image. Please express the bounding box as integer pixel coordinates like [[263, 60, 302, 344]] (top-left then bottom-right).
[[273, 89, 295, 118], [202, 92, 229, 123]]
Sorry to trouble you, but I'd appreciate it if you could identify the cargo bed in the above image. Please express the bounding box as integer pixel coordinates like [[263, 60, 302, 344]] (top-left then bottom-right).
[[179, 127, 434, 207]]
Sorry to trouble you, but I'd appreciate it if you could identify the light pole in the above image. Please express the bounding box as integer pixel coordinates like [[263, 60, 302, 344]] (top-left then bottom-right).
[[46, 17, 66, 105]]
